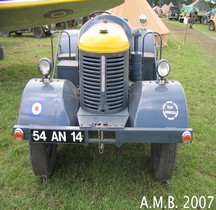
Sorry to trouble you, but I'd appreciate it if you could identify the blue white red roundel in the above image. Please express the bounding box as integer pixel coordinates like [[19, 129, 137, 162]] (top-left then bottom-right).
[[31, 102, 43, 116]]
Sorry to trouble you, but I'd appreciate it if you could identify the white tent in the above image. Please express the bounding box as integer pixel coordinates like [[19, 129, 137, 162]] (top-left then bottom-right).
[[161, 2, 174, 15], [107, 0, 169, 46]]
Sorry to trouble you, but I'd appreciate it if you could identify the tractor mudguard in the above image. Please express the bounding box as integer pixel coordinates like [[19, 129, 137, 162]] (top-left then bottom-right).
[[129, 81, 189, 128], [18, 79, 79, 126]]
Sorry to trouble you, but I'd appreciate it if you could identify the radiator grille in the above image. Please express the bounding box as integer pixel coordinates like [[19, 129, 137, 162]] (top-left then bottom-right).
[[80, 51, 129, 113]]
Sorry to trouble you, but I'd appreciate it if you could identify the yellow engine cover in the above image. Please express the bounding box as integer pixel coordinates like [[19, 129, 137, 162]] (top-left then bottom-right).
[[79, 21, 129, 53]]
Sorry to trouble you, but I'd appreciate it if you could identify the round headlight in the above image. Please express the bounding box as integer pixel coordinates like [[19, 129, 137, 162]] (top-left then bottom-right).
[[38, 58, 52, 76], [139, 14, 147, 25], [157, 59, 170, 78]]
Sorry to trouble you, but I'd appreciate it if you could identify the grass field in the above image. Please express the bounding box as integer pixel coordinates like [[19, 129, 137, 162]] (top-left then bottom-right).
[[0, 21, 216, 209]]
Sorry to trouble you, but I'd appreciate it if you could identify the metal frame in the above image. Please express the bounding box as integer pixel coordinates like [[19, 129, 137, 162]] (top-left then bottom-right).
[[51, 30, 72, 79], [13, 125, 193, 144], [142, 31, 162, 60]]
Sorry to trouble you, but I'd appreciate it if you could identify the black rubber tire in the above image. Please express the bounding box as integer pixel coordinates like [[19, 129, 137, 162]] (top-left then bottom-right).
[[151, 143, 178, 181], [209, 21, 215, 31], [15, 32, 22, 37], [1, 32, 10, 37], [33, 27, 45, 38], [29, 142, 57, 178]]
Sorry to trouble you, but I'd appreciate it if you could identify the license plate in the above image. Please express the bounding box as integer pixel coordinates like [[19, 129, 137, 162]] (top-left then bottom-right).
[[31, 129, 84, 143]]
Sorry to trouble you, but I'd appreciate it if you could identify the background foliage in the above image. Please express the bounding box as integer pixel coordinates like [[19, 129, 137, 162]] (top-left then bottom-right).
[[147, 0, 215, 8]]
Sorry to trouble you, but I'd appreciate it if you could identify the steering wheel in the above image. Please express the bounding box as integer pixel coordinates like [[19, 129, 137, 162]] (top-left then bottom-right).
[[89, 11, 111, 19]]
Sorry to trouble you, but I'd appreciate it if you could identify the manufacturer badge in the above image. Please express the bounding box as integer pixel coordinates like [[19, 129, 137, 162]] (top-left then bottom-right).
[[163, 101, 179, 120]]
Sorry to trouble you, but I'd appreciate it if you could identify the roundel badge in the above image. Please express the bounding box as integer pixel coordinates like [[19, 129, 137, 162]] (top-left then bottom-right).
[[43, 9, 73, 19], [163, 101, 179, 120], [31, 102, 43, 116]]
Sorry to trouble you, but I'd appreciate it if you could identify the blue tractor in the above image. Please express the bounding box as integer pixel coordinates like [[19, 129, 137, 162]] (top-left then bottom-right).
[[13, 12, 193, 181]]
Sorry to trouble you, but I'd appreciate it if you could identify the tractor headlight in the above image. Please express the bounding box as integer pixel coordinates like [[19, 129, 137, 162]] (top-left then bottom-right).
[[157, 59, 170, 78], [139, 14, 147, 26], [38, 57, 52, 77]]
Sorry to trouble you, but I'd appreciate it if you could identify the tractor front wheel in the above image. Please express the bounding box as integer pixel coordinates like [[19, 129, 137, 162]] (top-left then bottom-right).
[[151, 143, 178, 181], [29, 142, 57, 178]]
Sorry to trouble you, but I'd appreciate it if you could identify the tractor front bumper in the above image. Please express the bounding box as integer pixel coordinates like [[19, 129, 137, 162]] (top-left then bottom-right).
[[13, 125, 193, 144]]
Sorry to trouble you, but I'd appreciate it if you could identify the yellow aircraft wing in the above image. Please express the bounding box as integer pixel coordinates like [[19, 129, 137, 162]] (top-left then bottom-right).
[[0, 0, 124, 31]]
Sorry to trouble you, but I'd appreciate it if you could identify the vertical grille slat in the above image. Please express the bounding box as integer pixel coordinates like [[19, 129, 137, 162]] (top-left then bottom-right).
[[80, 51, 129, 113]]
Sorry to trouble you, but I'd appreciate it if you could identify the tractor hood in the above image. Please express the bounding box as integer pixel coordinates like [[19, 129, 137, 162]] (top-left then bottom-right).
[[79, 21, 129, 54]]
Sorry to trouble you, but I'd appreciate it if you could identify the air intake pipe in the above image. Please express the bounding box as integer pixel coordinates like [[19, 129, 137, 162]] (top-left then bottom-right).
[[130, 28, 142, 82]]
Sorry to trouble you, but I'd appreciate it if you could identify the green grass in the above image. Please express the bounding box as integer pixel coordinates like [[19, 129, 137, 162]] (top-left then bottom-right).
[[163, 17, 216, 37], [0, 26, 216, 209]]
